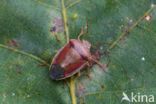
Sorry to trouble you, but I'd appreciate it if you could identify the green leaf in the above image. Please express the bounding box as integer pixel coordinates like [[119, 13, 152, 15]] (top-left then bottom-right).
[[0, 0, 63, 60], [0, 0, 70, 104], [0, 47, 70, 103], [0, 0, 156, 104]]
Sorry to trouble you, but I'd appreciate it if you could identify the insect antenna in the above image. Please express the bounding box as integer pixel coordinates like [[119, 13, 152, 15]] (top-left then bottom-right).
[[78, 21, 88, 40]]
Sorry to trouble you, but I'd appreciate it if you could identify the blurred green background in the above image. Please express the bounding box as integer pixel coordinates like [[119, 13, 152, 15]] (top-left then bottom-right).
[[0, 0, 156, 104]]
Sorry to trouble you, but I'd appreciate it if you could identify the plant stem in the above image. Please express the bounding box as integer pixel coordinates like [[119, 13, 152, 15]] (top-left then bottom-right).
[[61, 0, 69, 43], [108, 6, 155, 50], [0, 44, 49, 66], [61, 0, 76, 104], [66, 0, 81, 9], [70, 77, 77, 104]]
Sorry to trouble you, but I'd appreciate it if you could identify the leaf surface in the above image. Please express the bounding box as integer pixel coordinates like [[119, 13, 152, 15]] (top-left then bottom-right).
[[0, 0, 156, 104]]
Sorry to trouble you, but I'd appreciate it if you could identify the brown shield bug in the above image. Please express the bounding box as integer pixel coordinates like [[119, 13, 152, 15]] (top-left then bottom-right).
[[50, 26, 106, 80]]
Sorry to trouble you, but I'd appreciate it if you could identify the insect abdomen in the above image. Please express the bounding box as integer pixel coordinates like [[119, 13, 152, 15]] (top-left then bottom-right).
[[50, 64, 65, 80]]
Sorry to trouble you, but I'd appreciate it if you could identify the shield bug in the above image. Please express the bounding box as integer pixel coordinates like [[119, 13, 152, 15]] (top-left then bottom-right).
[[50, 26, 106, 80]]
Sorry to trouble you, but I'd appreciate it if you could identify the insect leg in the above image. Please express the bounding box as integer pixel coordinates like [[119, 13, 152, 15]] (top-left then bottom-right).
[[78, 21, 88, 40]]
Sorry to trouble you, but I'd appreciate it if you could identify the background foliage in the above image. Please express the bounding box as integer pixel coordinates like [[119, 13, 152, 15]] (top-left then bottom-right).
[[0, 0, 156, 104]]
